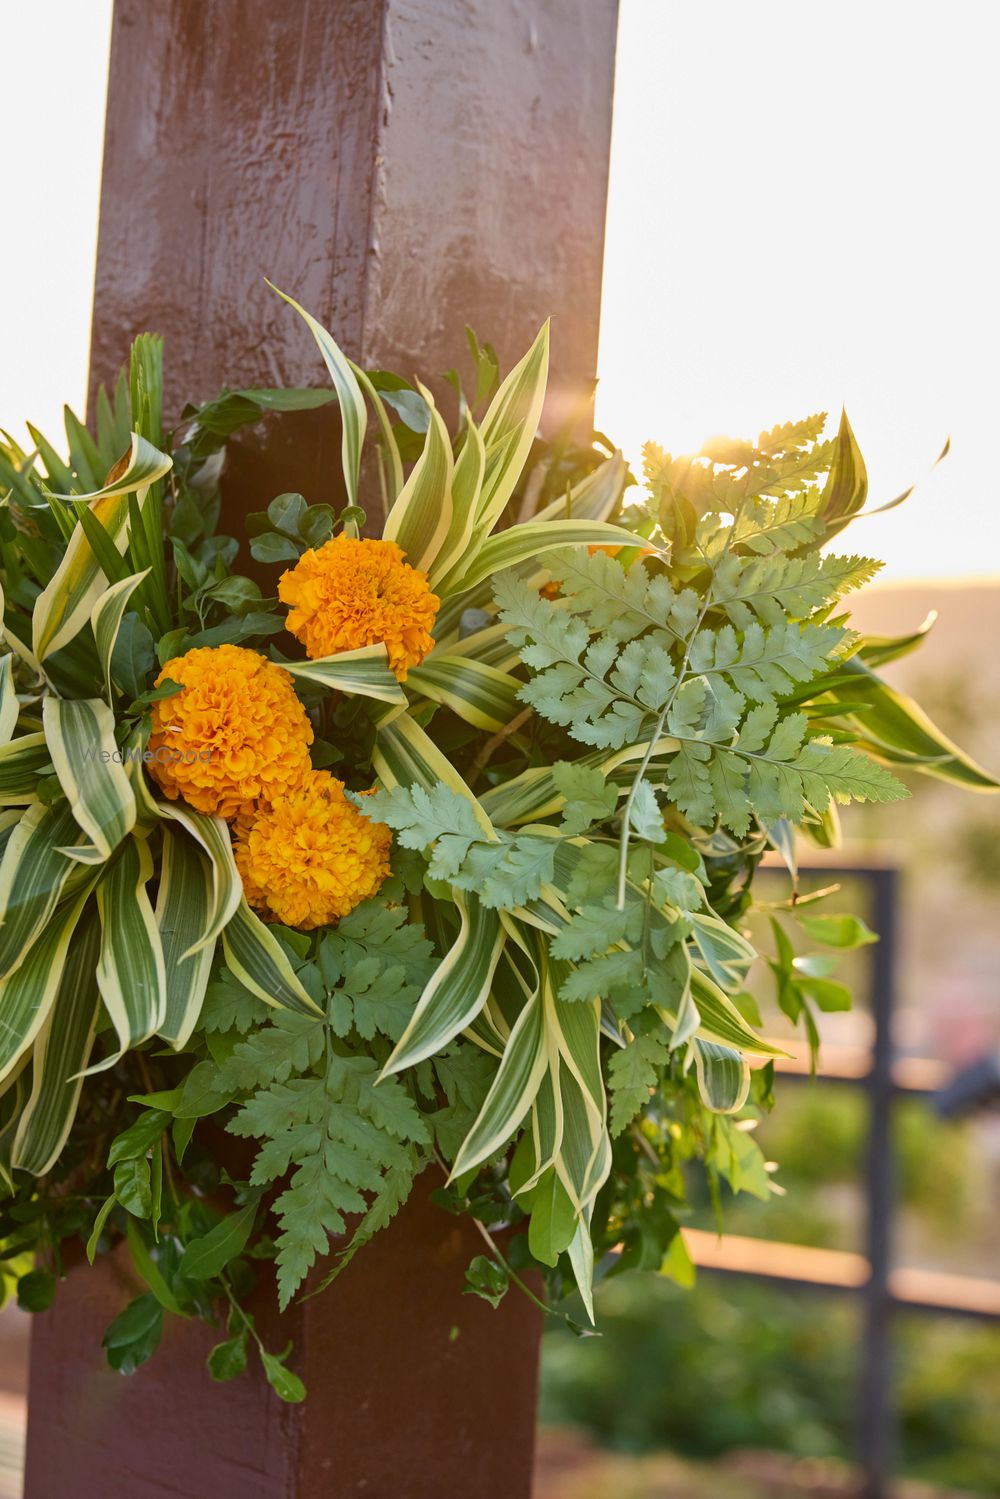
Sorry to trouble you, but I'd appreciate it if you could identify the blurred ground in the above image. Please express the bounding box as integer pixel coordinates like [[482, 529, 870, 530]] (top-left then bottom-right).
[[534, 1429, 977, 1498]]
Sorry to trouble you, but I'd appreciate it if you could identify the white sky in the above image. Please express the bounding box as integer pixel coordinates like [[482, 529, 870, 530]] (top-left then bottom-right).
[[2, 0, 997, 581], [596, 1, 1000, 579]]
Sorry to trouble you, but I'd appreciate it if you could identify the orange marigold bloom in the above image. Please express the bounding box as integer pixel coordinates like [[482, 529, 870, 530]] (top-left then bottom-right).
[[234, 770, 391, 929], [147, 644, 313, 819], [278, 534, 439, 680]]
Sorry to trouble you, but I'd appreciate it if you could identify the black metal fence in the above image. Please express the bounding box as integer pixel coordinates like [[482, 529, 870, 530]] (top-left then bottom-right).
[[688, 864, 1000, 1499]]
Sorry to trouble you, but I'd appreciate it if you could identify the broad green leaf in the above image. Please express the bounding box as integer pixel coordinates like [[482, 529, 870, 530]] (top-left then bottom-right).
[[796, 911, 878, 949], [179, 1199, 258, 1281], [267, 283, 367, 506], [526, 1166, 577, 1267], [383, 385, 455, 574], [102, 1292, 163, 1373], [90, 569, 149, 701], [43, 697, 137, 863], [9, 909, 101, 1174], [221, 899, 322, 1016], [155, 828, 216, 1049], [381, 894, 506, 1077], [93, 836, 167, 1065], [86, 1195, 116, 1263], [32, 433, 172, 659], [281, 644, 406, 705], [259, 1348, 306, 1404], [207, 1331, 249, 1383], [125, 1218, 187, 1316], [108, 1108, 171, 1165]]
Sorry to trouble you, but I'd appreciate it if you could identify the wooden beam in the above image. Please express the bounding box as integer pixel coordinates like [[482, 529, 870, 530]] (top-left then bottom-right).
[[25, 4, 619, 1496]]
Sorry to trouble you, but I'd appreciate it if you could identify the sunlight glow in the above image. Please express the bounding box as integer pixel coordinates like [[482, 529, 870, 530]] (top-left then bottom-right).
[[596, 0, 1000, 580]]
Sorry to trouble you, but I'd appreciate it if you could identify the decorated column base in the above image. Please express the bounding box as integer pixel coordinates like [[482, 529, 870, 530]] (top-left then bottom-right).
[[24, 1175, 542, 1499]]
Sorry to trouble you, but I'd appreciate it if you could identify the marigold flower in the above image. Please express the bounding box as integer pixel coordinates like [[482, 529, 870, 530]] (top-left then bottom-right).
[[147, 644, 314, 819], [278, 534, 439, 680], [234, 770, 391, 929]]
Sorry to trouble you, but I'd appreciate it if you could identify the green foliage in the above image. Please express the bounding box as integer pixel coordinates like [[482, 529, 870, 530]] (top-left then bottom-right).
[[0, 299, 990, 1417]]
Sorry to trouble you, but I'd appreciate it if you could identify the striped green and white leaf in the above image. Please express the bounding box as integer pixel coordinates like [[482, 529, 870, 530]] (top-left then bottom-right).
[[431, 450, 629, 644], [532, 450, 629, 527], [156, 801, 242, 953], [687, 969, 787, 1058], [405, 654, 522, 732], [693, 1040, 751, 1114], [474, 322, 549, 535], [429, 411, 486, 588], [221, 899, 322, 1016], [0, 655, 18, 745], [0, 801, 86, 980], [93, 835, 167, 1065], [10, 911, 101, 1174], [383, 386, 455, 576], [351, 364, 404, 507], [441, 518, 642, 599], [448, 985, 548, 1182], [381, 894, 506, 1077], [155, 827, 217, 1049], [91, 569, 149, 702], [281, 644, 406, 705], [372, 710, 496, 838], [0, 733, 51, 805], [0, 581, 41, 683], [0, 883, 95, 1086], [267, 283, 367, 507], [545, 979, 610, 1213], [32, 433, 172, 660], [43, 697, 137, 864]]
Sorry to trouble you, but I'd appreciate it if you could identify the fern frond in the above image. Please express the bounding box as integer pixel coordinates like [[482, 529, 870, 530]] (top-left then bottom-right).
[[712, 552, 882, 627]]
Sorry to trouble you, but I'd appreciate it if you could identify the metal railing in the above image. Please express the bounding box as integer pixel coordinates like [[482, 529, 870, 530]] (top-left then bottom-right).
[[685, 864, 1000, 1499]]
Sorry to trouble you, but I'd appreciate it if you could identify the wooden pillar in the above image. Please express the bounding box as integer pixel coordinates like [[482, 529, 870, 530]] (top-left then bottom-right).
[[26, 2, 618, 1495]]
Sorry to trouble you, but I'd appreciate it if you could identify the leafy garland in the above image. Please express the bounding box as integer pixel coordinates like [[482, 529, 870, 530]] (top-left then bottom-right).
[[0, 289, 993, 1398]]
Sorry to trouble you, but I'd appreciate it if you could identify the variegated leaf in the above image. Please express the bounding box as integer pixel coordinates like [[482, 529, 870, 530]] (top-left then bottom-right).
[[91, 569, 150, 702], [282, 644, 406, 705], [381, 894, 506, 1077], [10, 910, 101, 1173], [43, 696, 137, 864], [32, 434, 172, 659], [267, 283, 367, 507], [155, 827, 216, 1049], [93, 835, 167, 1063], [222, 899, 322, 1016]]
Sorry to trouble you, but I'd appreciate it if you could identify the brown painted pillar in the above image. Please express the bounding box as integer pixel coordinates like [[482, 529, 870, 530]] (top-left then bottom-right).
[[26, 2, 618, 1495]]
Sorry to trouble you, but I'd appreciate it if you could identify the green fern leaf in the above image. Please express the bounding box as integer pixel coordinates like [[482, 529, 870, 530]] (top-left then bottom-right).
[[608, 1032, 671, 1134]]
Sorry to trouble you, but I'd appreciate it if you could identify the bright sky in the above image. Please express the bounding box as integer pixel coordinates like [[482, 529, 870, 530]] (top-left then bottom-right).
[[596, 1, 999, 579], [2, 0, 997, 580]]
